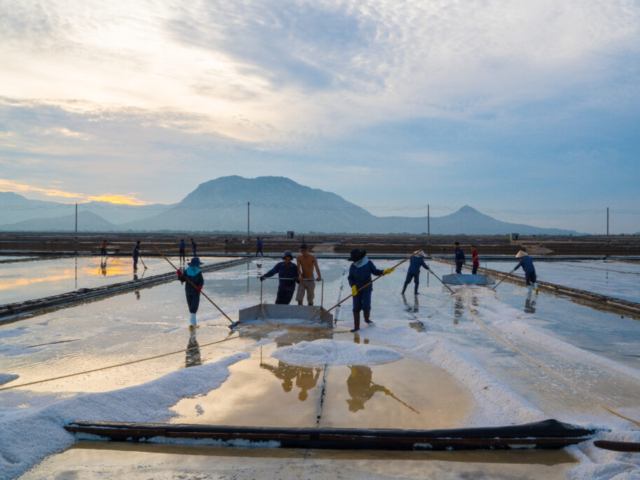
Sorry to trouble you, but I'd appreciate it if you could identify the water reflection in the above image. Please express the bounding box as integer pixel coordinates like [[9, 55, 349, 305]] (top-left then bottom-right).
[[524, 292, 537, 314], [258, 330, 329, 402], [186, 330, 202, 368], [401, 294, 420, 313], [454, 296, 464, 324]]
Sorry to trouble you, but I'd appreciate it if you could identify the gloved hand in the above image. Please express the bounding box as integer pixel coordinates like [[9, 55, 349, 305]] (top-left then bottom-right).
[[383, 268, 394, 275], [196, 285, 202, 293], [384, 388, 391, 395], [177, 269, 182, 278], [352, 285, 358, 297], [260, 276, 265, 282]]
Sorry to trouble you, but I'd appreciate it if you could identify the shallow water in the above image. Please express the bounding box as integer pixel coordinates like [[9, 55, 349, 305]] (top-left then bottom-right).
[[0, 256, 235, 305], [486, 259, 640, 303], [3, 257, 640, 478]]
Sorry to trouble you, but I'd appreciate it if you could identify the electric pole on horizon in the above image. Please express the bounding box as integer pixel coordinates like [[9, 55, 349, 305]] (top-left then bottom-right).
[[247, 202, 250, 240], [75, 203, 78, 255], [607, 207, 610, 237], [427, 204, 430, 244]]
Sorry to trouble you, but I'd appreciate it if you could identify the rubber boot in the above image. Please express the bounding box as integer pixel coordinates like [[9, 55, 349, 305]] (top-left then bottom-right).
[[527, 284, 532, 293], [351, 312, 360, 332], [534, 282, 539, 295], [364, 310, 373, 325], [190, 313, 197, 327]]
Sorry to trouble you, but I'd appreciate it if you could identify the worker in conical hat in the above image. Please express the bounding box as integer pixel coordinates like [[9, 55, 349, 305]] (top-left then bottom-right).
[[177, 257, 204, 329], [514, 248, 539, 294]]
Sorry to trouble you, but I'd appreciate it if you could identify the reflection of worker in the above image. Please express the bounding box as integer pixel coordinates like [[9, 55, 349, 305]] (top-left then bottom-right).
[[346, 365, 390, 412], [178, 257, 204, 329], [296, 367, 321, 401], [402, 253, 429, 295], [260, 361, 298, 393], [186, 330, 202, 368], [100, 262, 107, 276], [524, 292, 537, 314], [260, 251, 298, 305], [454, 296, 464, 324]]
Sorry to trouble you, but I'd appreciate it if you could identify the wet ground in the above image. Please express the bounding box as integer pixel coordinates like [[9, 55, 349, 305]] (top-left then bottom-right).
[[0, 256, 233, 305], [1, 258, 640, 478], [486, 259, 640, 303]]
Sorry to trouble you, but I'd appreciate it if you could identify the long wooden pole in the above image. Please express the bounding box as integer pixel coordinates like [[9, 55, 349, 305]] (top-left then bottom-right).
[[319, 250, 424, 320], [492, 270, 514, 291], [153, 245, 235, 325]]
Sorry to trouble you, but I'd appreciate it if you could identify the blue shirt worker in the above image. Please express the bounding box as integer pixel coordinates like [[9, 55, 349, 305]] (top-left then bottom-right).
[[191, 238, 197, 256], [177, 257, 204, 329], [132, 241, 141, 270], [402, 253, 430, 295], [348, 248, 393, 332], [261, 251, 298, 305], [256, 237, 264, 257], [514, 249, 539, 294], [179, 239, 186, 264], [454, 242, 465, 274]]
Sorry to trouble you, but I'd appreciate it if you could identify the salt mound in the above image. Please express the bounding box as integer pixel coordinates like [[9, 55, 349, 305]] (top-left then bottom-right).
[[271, 339, 403, 367]]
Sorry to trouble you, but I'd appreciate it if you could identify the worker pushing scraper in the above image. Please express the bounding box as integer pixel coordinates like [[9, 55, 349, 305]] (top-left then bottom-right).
[[260, 250, 299, 305], [401, 252, 430, 295], [348, 248, 393, 332], [177, 257, 204, 329], [513, 248, 539, 294]]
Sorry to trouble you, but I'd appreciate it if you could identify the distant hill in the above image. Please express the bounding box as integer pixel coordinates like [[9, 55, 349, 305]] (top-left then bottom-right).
[[0, 177, 580, 234], [0, 211, 116, 232]]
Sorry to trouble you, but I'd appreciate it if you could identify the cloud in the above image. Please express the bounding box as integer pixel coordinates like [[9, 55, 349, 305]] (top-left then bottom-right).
[[0, 179, 150, 205]]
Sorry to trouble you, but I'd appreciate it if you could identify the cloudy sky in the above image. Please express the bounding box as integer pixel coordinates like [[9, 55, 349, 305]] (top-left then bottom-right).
[[1, 0, 639, 233]]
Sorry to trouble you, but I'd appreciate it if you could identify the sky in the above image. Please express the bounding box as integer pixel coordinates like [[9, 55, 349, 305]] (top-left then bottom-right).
[[1, 0, 639, 233]]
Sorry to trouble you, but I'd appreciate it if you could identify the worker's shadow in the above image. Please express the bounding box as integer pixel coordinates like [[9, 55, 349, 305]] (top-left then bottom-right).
[[186, 330, 202, 368]]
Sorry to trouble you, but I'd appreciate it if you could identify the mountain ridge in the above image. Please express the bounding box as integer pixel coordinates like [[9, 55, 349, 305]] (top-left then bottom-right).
[[0, 177, 580, 235]]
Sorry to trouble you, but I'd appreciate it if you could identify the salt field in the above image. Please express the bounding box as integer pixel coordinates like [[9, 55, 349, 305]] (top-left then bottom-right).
[[485, 259, 640, 303], [1, 258, 640, 479], [0, 256, 234, 305]]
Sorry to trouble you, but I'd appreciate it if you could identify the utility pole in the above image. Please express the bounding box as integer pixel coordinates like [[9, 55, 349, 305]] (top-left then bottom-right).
[[607, 207, 609, 236], [75, 203, 78, 255], [247, 202, 250, 240], [427, 204, 430, 244]]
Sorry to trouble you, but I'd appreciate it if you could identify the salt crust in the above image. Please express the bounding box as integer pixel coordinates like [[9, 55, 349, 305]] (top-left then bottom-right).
[[0, 352, 248, 480], [271, 339, 404, 367]]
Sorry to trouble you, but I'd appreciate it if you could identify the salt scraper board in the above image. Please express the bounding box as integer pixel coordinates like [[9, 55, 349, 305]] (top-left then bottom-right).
[[442, 274, 496, 286], [237, 304, 334, 327]]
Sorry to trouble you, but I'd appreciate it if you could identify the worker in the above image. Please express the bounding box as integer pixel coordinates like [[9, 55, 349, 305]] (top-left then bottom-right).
[[471, 245, 480, 275], [260, 250, 298, 305], [191, 238, 197, 256], [177, 257, 204, 329], [296, 243, 322, 306], [348, 248, 393, 332], [514, 249, 539, 294], [179, 239, 186, 264], [454, 242, 465, 274], [99, 240, 107, 262], [401, 252, 429, 295], [132, 240, 141, 270], [256, 237, 264, 257]]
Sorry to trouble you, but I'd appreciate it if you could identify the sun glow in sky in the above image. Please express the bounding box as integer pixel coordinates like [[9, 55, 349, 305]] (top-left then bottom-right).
[[1, 0, 640, 232]]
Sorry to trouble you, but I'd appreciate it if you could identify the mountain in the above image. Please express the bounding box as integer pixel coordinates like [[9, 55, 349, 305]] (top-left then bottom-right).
[[0, 178, 580, 234], [123, 176, 380, 233], [0, 211, 116, 232]]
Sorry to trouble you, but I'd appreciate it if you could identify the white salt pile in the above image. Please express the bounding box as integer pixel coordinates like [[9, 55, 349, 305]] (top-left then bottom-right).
[[0, 352, 248, 480], [271, 339, 403, 367]]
